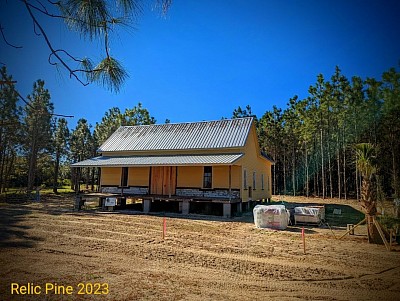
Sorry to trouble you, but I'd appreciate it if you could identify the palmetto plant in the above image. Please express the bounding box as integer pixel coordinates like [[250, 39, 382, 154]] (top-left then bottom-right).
[[355, 143, 384, 243], [355, 143, 377, 215]]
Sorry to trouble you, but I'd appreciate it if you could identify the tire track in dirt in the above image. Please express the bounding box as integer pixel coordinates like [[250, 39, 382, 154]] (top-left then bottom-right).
[[3, 199, 399, 301], [26, 215, 349, 282], [23, 210, 389, 283]]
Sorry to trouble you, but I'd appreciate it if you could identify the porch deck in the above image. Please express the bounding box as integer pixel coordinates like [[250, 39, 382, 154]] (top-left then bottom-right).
[[75, 192, 244, 218], [77, 192, 241, 202]]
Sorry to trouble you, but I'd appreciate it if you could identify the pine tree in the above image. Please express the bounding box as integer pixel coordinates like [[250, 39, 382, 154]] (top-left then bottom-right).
[[23, 80, 54, 191], [3, 0, 172, 91], [94, 103, 156, 145], [53, 118, 69, 193], [0, 67, 22, 192], [70, 119, 92, 191], [380, 68, 400, 197]]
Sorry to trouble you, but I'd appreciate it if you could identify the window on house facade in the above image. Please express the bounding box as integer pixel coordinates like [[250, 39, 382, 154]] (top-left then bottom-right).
[[243, 169, 247, 189], [121, 167, 129, 187], [203, 166, 212, 188], [253, 171, 256, 189], [261, 174, 264, 190]]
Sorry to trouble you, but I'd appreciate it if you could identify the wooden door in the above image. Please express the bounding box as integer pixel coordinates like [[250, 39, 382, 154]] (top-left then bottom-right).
[[151, 166, 176, 196], [151, 166, 164, 195]]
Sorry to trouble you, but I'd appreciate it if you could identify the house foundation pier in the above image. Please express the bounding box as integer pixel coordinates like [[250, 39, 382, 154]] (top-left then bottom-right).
[[236, 202, 242, 214], [182, 200, 190, 215], [242, 201, 250, 212], [143, 198, 152, 213], [223, 203, 232, 218]]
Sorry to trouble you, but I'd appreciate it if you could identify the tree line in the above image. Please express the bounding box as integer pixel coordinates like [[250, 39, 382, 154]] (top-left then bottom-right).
[[0, 66, 155, 193], [1, 65, 399, 200], [255, 66, 399, 200]]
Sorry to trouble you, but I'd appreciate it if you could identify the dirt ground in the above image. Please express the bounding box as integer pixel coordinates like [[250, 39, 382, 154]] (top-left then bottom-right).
[[0, 195, 399, 301]]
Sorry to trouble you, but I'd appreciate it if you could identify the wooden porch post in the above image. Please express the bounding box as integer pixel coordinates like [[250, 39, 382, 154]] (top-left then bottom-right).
[[121, 167, 124, 197], [76, 167, 81, 193], [169, 166, 172, 198], [229, 165, 232, 201], [97, 167, 101, 192]]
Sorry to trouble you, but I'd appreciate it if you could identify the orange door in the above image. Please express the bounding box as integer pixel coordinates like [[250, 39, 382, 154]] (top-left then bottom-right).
[[151, 166, 163, 195], [151, 167, 176, 196]]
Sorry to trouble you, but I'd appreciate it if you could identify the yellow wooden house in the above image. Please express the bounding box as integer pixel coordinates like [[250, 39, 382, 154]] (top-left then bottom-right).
[[72, 117, 273, 217]]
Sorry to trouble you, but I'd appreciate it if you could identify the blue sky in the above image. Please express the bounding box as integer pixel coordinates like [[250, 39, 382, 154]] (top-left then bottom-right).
[[1, 0, 399, 129]]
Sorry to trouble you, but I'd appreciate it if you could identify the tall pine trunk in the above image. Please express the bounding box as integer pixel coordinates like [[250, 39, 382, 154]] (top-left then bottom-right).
[[305, 142, 309, 197], [4, 152, 15, 193], [337, 133, 341, 199], [273, 147, 277, 195], [314, 138, 319, 196], [0, 148, 5, 193], [292, 145, 296, 196], [283, 150, 287, 195], [390, 136, 399, 197], [342, 127, 347, 200], [27, 147, 38, 191], [0, 121, 3, 193], [320, 128, 325, 199], [53, 151, 60, 193], [328, 144, 333, 198]]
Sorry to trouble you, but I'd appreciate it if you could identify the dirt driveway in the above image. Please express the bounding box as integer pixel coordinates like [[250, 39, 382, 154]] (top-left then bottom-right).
[[0, 196, 399, 300]]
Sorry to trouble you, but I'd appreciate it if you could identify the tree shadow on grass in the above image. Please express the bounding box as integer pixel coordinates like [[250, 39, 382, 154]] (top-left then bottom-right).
[[0, 207, 43, 249], [284, 226, 318, 234]]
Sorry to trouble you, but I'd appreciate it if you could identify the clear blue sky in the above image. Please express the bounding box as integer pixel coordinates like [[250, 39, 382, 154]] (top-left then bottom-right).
[[1, 0, 399, 129]]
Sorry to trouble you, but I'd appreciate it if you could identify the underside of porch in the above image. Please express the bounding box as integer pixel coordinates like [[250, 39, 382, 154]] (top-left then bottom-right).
[[75, 192, 248, 218]]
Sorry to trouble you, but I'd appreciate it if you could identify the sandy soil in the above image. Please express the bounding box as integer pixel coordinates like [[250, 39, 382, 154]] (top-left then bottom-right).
[[0, 195, 399, 301]]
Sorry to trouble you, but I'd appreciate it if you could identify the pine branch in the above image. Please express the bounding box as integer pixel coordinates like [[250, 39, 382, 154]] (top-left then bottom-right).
[[24, 0, 89, 86], [0, 68, 74, 118], [29, 1, 120, 30], [12, 0, 171, 91], [0, 24, 22, 49]]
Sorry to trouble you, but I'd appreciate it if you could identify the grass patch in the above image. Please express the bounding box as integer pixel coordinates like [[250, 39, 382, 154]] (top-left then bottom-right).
[[378, 215, 400, 230], [378, 216, 400, 244], [39, 187, 75, 194], [0, 186, 76, 203], [1, 185, 74, 195]]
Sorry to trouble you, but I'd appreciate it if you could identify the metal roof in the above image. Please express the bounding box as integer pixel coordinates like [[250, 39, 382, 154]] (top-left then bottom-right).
[[71, 154, 244, 167], [98, 117, 253, 152], [261, 152, 275, 164]]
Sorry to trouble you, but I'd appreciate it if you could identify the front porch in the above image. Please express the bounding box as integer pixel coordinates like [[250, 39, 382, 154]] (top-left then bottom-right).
[[101, 185, 241, 200], [72, 154, 249, 217]]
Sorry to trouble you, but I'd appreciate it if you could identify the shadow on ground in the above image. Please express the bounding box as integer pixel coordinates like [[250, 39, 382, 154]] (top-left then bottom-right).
[[0, 207, 43, 248]]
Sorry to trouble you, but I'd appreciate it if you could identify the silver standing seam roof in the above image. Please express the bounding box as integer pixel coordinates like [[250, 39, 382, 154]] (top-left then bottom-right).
[[98, 117, 254, 152], [71, 154, 244, 167]]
